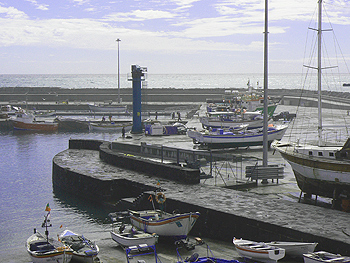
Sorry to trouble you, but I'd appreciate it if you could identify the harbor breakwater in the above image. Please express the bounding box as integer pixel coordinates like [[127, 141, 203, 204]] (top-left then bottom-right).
[[2, 87, 350, 111], [53, 139, 350, 255]]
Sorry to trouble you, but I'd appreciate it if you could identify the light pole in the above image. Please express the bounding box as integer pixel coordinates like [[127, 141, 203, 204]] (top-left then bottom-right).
[[116, 38, 121, 103]]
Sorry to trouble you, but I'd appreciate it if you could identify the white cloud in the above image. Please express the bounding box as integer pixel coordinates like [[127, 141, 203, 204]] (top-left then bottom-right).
[[104, 9, 177, 22], [25, 0, 49, 11], [0, 6, 28, 19]]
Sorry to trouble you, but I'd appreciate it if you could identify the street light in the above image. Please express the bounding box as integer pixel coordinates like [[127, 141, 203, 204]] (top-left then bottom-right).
[[116, 38, 121, 103]]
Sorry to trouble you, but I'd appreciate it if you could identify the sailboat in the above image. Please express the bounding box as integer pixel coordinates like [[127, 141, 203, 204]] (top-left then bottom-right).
[[188, 0, 288, 150], [272, 0, 350, 205]]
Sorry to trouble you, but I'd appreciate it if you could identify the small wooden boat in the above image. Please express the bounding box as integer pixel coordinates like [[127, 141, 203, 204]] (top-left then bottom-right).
[[13, 109, 58, 132], [303, 251, 350, 263], [26, 231, 73, 263], [233, 238, 285, 263], [26, 204, 73, 263], [129, 209, 200, 239], [59, 230, 99, 263], [266, 241, 317, 258], [110, 223, 158, 247]]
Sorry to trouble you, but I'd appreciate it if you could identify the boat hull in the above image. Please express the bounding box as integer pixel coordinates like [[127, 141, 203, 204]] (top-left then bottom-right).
[[13, 120, 58, 132], [233, 238, 285, 263], [59, 230, 99, 263], [130, 211, 200, 239], [188, 125, 288, 149], [26, 233, 73, 263], [266, 242, 317, 258], [277, 148, 350, 198], [88, 104, 127, 113], [303, 251, 350, 263], [88, 122, 132, 132], [200, 117, 264, 130], [110, 230, 158, 247]]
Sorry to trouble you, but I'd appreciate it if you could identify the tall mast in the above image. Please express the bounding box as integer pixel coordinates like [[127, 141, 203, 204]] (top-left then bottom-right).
[[317, 0, 323, 146], [263, 0, 269, 166], [116, 38, 121, 104]]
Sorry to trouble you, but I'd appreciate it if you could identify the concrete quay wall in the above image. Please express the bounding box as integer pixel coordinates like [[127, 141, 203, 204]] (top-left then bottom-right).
[[53, 139, 350, 255]]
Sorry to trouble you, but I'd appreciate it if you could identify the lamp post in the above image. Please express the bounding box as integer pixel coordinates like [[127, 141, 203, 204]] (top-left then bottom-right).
[[116, 38, 121, 103]]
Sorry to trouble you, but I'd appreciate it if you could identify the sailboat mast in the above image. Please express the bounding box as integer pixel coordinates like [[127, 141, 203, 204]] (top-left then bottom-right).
[[263, 0, 269, 166], [317, 0, 323, 146]]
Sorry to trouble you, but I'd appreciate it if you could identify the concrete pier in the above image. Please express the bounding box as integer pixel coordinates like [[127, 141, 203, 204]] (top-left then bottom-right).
[[52, 138, 350, 255]]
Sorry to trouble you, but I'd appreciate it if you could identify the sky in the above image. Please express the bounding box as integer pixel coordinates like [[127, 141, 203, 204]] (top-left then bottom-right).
[[0, 0, 350, 74]]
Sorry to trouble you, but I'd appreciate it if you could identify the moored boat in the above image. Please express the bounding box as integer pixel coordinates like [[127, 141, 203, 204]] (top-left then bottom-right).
[[59, 230, 99, 263], [12, 109, 58, 132], [303, 251, 350, 263], [26, 204, 73, 263], [188, 123, 288, 149], [266, 241, 317, 258], [129, 208, 200, 240], [233, 238, 285, 263], [200, 111, 265, 130], [110, 223, 158, 247], [272, 0, 350, 203]]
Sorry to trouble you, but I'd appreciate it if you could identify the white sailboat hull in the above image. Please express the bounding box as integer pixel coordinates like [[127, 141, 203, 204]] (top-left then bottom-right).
[[274, 143, 350, 198]]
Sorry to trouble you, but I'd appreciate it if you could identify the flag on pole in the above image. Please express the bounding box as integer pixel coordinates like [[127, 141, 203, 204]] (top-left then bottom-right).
[[45, 203, 51, 212]]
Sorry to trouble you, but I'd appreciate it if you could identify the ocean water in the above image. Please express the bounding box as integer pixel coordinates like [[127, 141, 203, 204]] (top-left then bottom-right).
[[1, 73, 348, 91], [1, 74, 349, 263]]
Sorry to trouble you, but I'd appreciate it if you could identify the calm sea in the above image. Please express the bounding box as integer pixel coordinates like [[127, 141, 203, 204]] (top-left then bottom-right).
[[0, 74, 348, 263]]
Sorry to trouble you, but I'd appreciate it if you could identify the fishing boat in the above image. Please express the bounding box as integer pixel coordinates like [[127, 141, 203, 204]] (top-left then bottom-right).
[[272, 0, 350, 203], [303, 251, 350, 263], [206, 81, 279, 117], [54, 117, 90, 132], [12, 109, 58, 132], [187, 123, 288, 149], [200, 110, 265, 130], [266, 241, 317, 258], [233, 238, 285, 263], [110, 223, 158, 247], [59, 230, 99, 263], [109, 211, 158, 247], [129, 209, 200, 239], [26, 204, 73, 263]]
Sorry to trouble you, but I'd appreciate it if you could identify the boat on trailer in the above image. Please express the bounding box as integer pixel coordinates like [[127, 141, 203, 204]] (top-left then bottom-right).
[[188, 123, 288, 149]]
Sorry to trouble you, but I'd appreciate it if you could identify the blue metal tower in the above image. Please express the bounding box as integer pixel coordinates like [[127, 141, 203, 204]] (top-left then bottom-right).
[[129, 65, 147, 133]]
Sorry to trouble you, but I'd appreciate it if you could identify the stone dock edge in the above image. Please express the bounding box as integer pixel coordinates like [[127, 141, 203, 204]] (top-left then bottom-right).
[[52, 139, 350, 255]]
